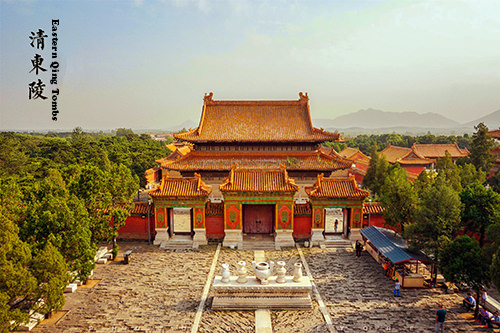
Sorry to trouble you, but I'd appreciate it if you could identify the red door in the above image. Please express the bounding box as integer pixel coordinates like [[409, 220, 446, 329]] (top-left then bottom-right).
[[243, 205, 274, 234]]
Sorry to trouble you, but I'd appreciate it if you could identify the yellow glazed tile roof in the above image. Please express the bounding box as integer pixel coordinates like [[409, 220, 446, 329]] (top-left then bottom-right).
[[412, 143, 469, 158], [380, 144, 412, 163], [149, 173, 211, 198], [175, 92, 341, 143], [162, 151, 352, 171], [362, 201, 384, 215], [220, 165, 299, 193], [305, 174, 369, 200]]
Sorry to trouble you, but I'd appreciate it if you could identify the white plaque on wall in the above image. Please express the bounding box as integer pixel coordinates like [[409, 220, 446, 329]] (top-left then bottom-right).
[[173, 208, 191, 233]]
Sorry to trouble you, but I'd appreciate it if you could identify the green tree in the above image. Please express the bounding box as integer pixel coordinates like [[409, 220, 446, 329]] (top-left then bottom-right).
[[440, 235, 490, 316], [108, 207, 130, 258], [417, 133, 436, 144], [470, 123, 496, 173], [484, 223, 500, 269], [459, 163, 486, 189], [487, 168, 500, 194], [386, 133, 404, 146], [67, 164, 113, 244], [0, 214, 37, 332], [30, 239, 69, 316], [379, 165, 417, 232], [115, 128, 134, 137], [363, 144, 389, 197], [435, 151, 462, 192], [373, 156, 390, 197], [0, 177, 26, 223], [460, 183, 500, 247], [413, 169, 436, 196], [404, 179, 461, 277], [362, 144, 379, 192], [491, 247, 500, 290], [19, 170, 95, 281], [0, 134, 28, 177]]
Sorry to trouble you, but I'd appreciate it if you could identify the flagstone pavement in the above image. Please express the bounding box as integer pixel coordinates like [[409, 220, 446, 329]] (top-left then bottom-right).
[[31, 242, 495, 333]]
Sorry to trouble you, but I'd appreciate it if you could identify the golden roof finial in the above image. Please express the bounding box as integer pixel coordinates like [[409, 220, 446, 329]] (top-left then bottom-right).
[[317, 173, 324, 191]]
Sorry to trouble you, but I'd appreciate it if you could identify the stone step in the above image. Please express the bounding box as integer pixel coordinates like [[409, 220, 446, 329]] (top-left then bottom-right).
[[160, 240, 194, 250], [240, 246, 276, 251], [240, 241, 276, 251], [324, 239, 353, 249], [212, 296, 313, 310]]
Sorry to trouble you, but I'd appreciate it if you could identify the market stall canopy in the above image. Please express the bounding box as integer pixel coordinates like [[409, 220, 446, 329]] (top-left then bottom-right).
[[360, 226, 430, 264]]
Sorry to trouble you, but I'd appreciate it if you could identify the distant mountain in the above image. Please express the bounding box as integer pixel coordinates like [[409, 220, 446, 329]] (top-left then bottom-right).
[[464, 109, 500, 129], [166, 120, 197, 132], [314, 108, 460, 130]]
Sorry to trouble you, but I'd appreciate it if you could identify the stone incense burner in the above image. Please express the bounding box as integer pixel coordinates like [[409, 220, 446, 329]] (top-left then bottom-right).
[[252, 261, 274, 285]]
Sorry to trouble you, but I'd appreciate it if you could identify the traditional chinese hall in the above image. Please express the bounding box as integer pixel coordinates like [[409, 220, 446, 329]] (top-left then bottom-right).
[[148, 92, 369, 249]]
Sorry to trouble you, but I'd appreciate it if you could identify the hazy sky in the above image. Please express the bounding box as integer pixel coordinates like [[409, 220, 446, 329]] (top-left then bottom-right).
[[1, 0, 499, 131]]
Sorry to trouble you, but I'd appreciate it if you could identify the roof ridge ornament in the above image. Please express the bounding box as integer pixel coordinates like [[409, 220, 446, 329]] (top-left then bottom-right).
[[298, 92, 309, 103], [317, 173, 324, 191], [204, 92, 214, 104], [194, 172, 201, 191]]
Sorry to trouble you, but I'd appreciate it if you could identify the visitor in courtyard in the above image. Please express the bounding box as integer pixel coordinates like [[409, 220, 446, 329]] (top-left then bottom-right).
[[334, 219, 338, 233], [491, 312, 500, 328], [393, 278, 401, 297], [462, 293, 476, 311], [355, 240, 363, 257], [477, 307, 491, 326], [435, 304, 446, 333], [480, 289, 488, 306]]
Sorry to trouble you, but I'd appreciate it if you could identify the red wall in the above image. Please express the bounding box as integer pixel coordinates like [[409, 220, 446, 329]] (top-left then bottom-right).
[[293, 216, 312, 240], [363, 214, 400, 233], [403, 166, 426, 175], [353, 172, 364, 183], [206, 216, 225, 240], [118, 215, 155, 240]]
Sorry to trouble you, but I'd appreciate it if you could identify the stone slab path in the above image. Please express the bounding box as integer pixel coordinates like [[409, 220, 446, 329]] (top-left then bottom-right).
[[31, 241, 493, 333], [254, 251, 273, 333]]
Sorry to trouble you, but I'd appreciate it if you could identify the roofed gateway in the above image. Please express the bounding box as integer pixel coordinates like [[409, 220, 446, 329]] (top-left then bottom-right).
[[151, 93, 368, 249]]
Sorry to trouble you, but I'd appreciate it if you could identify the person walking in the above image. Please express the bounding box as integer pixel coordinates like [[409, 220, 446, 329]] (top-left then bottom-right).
[[334, 219, 338, 233], [435, 304, 446, 333], [355, 240, 363, 257], [393, 278, 401, 297]]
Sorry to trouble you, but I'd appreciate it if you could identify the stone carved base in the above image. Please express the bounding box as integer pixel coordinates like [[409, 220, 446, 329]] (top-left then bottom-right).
[[223, 230, 243, 248], [348, 228, 362, 241], [212, 276, 312, 310], [274, 230, 295, 248], [154, 228, 169, 245], [193, 228, 208, 246], [311, 228, 325, 247]]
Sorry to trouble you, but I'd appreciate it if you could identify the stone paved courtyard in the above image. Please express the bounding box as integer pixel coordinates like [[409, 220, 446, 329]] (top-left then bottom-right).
[[32, 241, 496, 332]]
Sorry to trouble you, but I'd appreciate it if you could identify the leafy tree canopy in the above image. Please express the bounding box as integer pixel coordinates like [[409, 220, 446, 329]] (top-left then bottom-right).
[[470, 123, 496, 173], [379, 165, 417, 232], [440, 235, 490, 316], [460, 183, 500, 247], [404, 178, 462, 261]]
